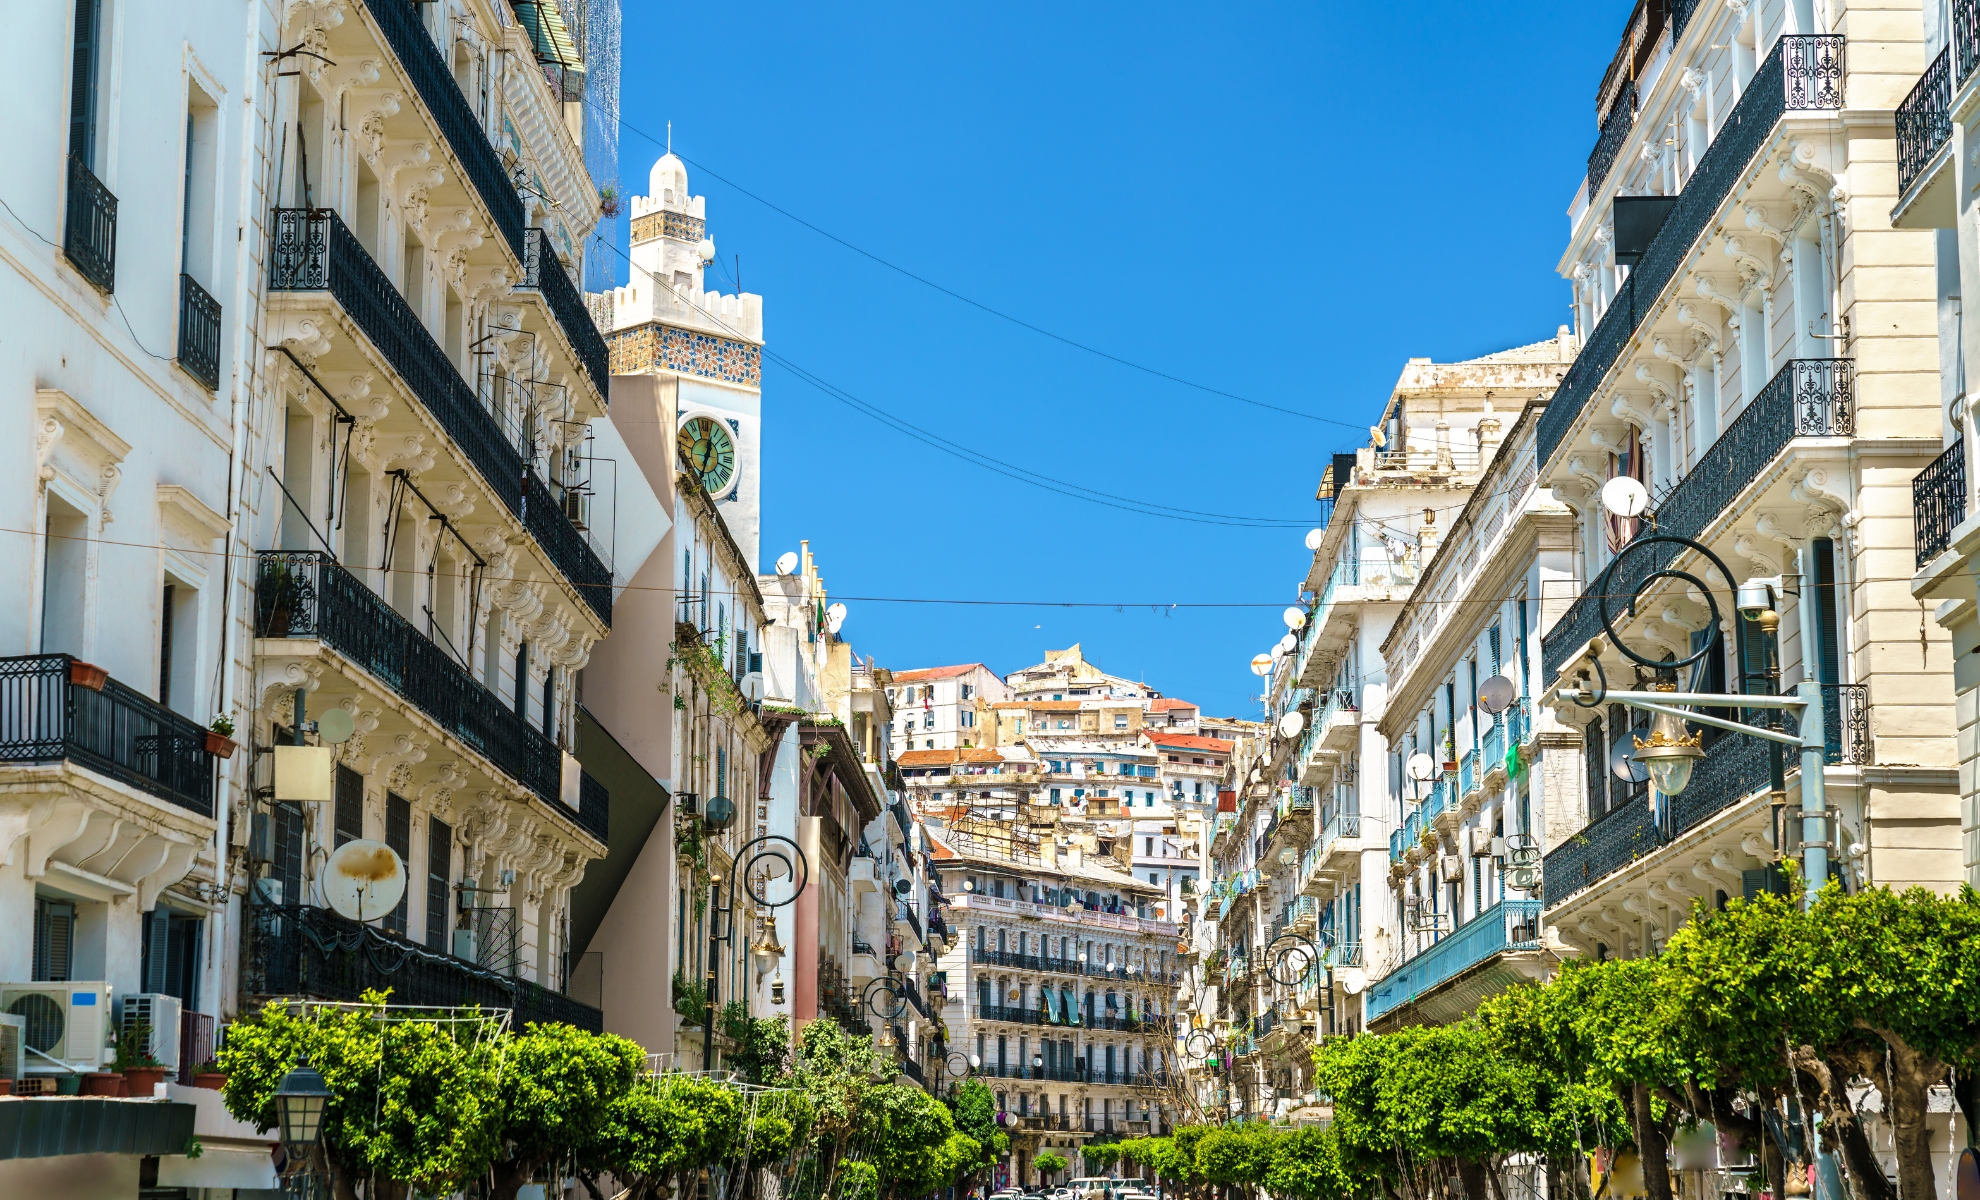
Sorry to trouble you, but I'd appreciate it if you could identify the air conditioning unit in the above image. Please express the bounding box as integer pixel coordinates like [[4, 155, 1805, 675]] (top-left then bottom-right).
[[120, 993, 183, 1070], [0, 982, 113, 1073], [0, 1013, 23, 1081], [1439, 854, 1465, 882]]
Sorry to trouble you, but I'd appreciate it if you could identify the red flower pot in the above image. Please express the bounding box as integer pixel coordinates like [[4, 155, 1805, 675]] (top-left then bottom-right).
[[124, 1067, 168, 1096], [69, 661, 109, 691], [193, 1072, 228, 1091], [205, 731, 238, 758], [81, 1072, 122, 1096]]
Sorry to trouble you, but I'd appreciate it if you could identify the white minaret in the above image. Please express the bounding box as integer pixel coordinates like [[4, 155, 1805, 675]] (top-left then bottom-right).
[[605, 151, 765, 569]]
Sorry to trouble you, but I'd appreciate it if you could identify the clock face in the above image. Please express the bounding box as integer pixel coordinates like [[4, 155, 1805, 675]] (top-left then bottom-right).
[[677, 416, 736, 496]]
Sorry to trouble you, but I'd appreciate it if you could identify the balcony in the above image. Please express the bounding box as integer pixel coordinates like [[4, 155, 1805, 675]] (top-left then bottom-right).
[[176, 274, 222, 391], [1538, 36, 1846, 475], [248, 902, 601, 1031], [1894, 1, 1980, 227], [1365, 899, 1544, 1025], [1544, 358, 1855, 682], [356, 0, 523, 260], [256, 552, 596, 828], [63, 155, 116, 293], [1913, 439, 1965, 568], [1894, 45, 1953, 217], [518, 227, 610, 403], [0, 653, 216, 817], [1586, 82, 1635, 196], [269, 209, 612, 625]]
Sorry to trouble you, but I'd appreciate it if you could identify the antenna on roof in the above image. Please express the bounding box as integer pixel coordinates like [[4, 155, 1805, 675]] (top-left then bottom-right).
[[667, 121, 672, 154]]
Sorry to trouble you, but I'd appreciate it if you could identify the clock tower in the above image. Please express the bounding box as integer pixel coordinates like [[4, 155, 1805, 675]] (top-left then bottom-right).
[[596, 151, 764, 570]]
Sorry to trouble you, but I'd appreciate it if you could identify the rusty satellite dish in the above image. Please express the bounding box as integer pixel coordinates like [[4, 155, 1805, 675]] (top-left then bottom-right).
[[324, 839, 407, 924]]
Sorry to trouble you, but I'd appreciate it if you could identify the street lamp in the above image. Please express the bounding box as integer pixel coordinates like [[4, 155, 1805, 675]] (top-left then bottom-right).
[[702, 833, 810, 1071], [274, 1058, 332, 1190], [1562, 490, 1829, 903]]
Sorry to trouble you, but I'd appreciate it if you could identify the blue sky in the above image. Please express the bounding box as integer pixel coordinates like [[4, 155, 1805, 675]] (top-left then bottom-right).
[[611, 1, 1620, 718]]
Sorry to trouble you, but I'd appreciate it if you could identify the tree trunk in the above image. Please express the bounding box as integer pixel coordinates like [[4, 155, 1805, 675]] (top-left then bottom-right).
[[1874, 1032, 1946, 1200], [1455, 1156, 1490, 1200], [1801, 1046, 1894, 1200], [1621, 1084, 1675, 1200], [1951, 1066, 1980, 1151], [490, 1155, 539, 1200]]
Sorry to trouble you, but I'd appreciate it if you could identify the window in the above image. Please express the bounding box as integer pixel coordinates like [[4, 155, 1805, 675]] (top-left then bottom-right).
[[426, 817, 453, 949], [1114, 715, 1128, 729], [923, 714, 934, 730], [334, 765, 364, 847], [384, 793, 411, 935], [962, 683, 973, 699], [68, 0, 104, 167], [514, 641, 530, 720], [962, 711, 975, 729], [33, 897, 76, 981]]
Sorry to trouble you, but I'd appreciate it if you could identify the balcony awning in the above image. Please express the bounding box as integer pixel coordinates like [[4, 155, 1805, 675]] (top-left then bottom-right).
[[0, 1098, 197, 1160], [513, 0, 584, 70]]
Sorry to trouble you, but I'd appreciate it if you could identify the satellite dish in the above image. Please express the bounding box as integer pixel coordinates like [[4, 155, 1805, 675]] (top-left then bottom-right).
[[1283, 607, 1306, 630], [1339, 967, 1368, 996], [1304, 528, 1326, 551], [1277, 634, 1297, 655], [1406, 753, 1438, 782], [705, 794, 737, 830], [775, 551, 799, 576], [741, 672, 766, 702], [1249, 654, 1273, 676], [1278, 711, 1305, 739], [316, 707, 355, 745], [323, 840, 407, 924], [825, 603, 847, 634], [1611, 740, 1649, 784], [1601, 476, 1650, 520], [1270, 642, 1289, 661], [1478, 675, 1517, 715]]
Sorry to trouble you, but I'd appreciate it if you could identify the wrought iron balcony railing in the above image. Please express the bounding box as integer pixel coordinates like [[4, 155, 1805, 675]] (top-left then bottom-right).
[[1913, 438, 1965, 568], [1544, 358, 1855, 682], [358, 0, 524, 262], [247, 903, 601, 1031], [255, 551, 583, 819], [1538, 36, 1846, 475], [176, 273, 221, 391], [519, 227, 610, 401], [1896, 45, 1953, 197], [1545, 685, 1865, 908], [64, 155, 116, 293], [269, 209, 611, 624], [1586, 83, 1635, 196], [1366, 899, 1543, 1022], [576, 768, 610, 843], [0, 653, 215, 817]]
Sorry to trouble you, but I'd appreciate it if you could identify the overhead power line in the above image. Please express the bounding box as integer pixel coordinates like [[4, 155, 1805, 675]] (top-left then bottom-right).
[[613, 118, 1370, 432]]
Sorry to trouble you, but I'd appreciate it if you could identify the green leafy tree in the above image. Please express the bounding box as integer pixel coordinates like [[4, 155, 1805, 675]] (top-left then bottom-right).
[[721, 1002, 792, 1085], [951, 1077, 1010, 1190], [1036, 1151, 1070, 1179], [488, 1024, 645, 1200], [1263, 1126, 1351, 1200], [585, 1073, 741, 1200], [1195, 1126, 1280, 1200], [218, 993, 502, 1200]]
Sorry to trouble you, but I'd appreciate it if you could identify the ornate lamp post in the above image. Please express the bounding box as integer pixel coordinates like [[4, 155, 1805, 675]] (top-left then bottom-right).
[[702, 829, 809, 1071], [1561, 480, 1830, 903], [274, 1058, 333, 1198]]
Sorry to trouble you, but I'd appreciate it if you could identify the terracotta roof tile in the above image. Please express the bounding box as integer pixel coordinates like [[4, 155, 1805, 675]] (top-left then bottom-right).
[[898, 749, 959, 767], [1145, 733, 1234, 753], [1149, 698, 1198, 711], [890, 664, 989, 684]]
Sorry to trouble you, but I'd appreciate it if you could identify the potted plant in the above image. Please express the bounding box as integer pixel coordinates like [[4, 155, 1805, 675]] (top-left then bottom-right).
[[191, 1059, 227, 1090], [69, 659, 109, 690], [82, 1071, 124, 1096], [115, 1022, 168, 1096], [205, 714, 238, 759]]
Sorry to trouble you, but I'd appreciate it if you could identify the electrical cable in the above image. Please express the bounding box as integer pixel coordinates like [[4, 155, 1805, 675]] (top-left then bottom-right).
[[616, 117, 1366, 431], [602, 230, 1329, 528]]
